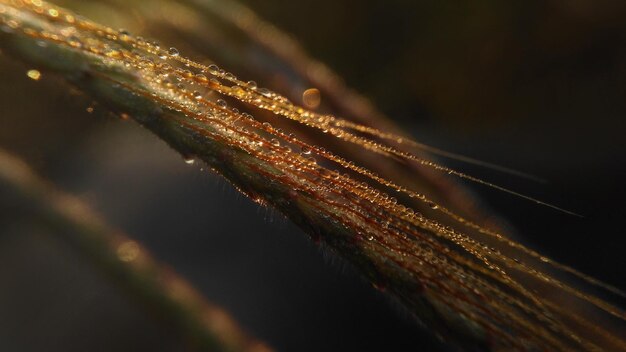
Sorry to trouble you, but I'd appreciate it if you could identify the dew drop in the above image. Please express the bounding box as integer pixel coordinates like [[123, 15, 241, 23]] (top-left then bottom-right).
[[257, 88, 271, 97], [26, 69, 41, 81], [302, 88, 321, 109], [208, 64, 219, 75], [270, 139, 280, 147], [224, 72, 236, 80], [246, 80, 257, 89], [68, 36, 82, 48], [193, 91, 202, 99], [185, 158, 195, 165], [231, 85, 245, 97], [300, 146, 312, 155], [428, 202, 439, 210], [216, 99, 227, 108], [168, 47, 179, 57], [195, 73, 208, 83]]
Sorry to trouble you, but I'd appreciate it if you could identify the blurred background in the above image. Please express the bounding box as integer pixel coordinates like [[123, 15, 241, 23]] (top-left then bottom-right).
[[1, 0, 625, 351]]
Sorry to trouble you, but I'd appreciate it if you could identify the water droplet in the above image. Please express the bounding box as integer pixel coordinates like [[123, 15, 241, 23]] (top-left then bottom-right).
[[302, 88, 321, 109], [300, 146, 312, 155], [428, 202, 439, 210], [193, 91, 202, 99], [270, 139, 280, 146], [68, 36, 82, 48], [224, 72, 236, 80], [231, 85, 245, 97], [184, 156, 195, 164], [26, 69, 41, 81], [118, 28, 129, 36], [216, 99, 227, 108], [168, 47, 179, 56], [208, 64, 219, 75], [257, 88, 271, 97], [246, 80, 257, 89], [195, 73, 208, 83]]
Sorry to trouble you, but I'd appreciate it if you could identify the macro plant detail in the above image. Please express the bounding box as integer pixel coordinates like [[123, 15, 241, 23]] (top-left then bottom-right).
[[0, 0, 625, 351]]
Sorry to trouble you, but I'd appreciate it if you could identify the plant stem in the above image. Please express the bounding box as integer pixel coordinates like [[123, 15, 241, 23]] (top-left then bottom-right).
[[1, 1, 624, 350]]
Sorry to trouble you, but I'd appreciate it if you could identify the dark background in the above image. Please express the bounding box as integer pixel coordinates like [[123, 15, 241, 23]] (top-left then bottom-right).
[[1, 0, 625, 351]]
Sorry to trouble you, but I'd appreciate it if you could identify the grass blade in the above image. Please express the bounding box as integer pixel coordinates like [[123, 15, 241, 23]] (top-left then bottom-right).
[[1, 1, 624, 350]]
